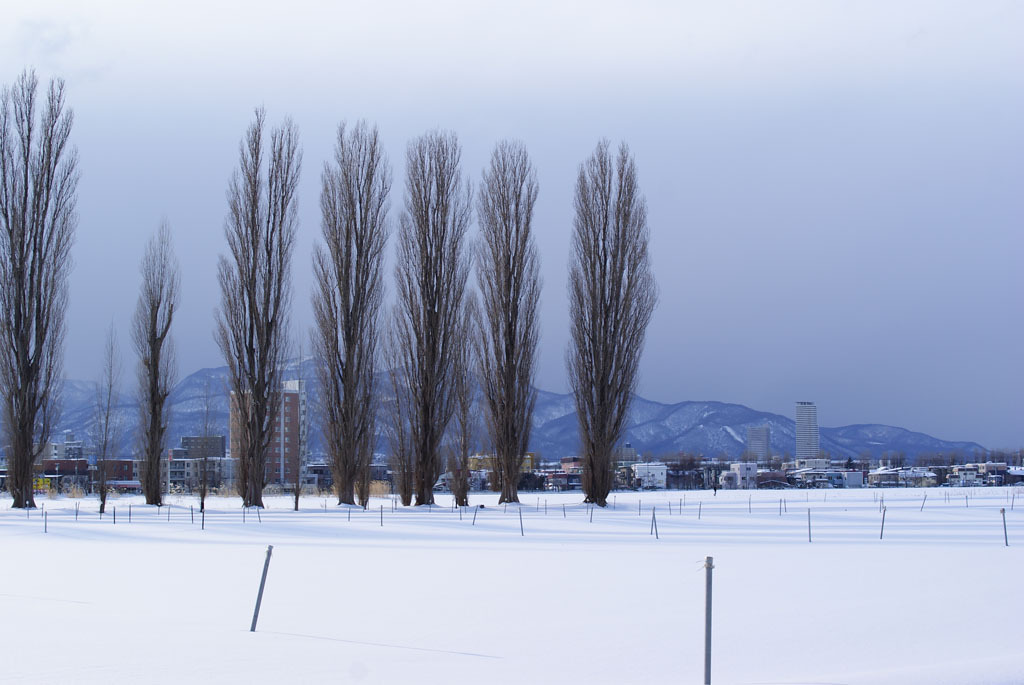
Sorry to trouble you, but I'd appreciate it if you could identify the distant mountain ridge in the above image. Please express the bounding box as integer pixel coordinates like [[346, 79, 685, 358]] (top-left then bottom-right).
[[53, 361, 986, 463]]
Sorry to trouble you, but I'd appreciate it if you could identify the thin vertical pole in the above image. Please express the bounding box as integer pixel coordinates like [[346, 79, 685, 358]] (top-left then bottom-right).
[[44, 510, 47, 533], [748, 495, 751, 513], [202, 509, 205, 530], [779, 498, 782, 516], [113, 506, 116, 525], [518, 508, 524, 536], [698, 501, 702, 520], [920, 494, 927, 512], [562, 503, 566, 518], [250, 545, 274, 632], [704, 556, 714, 685], [75, 502, 79, 521], [472, 507, 478, 526], [191, 505, 194, 524], [1002, 508, 1009, 547], [380, 505, 383, 527], [880, 506, 887, 540], [129, 504, 132, 523], [653, 508, 659, 539]]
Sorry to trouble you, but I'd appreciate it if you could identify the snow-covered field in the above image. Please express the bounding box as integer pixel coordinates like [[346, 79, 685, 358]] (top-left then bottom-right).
[[2, 486, 1021, 684]]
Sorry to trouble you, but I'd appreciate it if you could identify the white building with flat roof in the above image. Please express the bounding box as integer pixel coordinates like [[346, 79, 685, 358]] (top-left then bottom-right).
[[795, 401, 819, 460]]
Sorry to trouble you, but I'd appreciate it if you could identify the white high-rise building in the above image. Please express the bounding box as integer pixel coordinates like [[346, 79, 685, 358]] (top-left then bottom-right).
[[795, 401, 819, 460]]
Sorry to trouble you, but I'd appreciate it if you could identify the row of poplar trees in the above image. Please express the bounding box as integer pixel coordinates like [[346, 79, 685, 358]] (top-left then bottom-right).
[[0, 68, 656, 510]]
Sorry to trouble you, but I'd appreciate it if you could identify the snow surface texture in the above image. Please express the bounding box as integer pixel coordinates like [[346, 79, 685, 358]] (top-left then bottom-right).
[[2, 487, 1021, 684]]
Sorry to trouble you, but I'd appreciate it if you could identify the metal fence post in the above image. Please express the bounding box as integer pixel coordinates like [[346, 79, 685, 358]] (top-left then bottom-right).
[[250, 545, 274, 632], [704, 556, 714, 685]]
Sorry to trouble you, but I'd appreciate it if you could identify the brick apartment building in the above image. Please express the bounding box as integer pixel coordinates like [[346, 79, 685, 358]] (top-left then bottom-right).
[[229, 379, 307, 487]]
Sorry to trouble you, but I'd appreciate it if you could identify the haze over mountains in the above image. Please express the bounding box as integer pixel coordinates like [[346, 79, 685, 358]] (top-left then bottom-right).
[[56, 360, 985, 462]]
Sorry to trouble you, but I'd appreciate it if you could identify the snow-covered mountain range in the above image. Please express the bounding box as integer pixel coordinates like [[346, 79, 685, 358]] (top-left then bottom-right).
[[55, 360, 986, 462]]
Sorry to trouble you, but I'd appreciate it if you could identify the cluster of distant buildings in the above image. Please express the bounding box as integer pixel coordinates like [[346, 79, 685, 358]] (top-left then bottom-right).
[[3, 397, 1022, 497]]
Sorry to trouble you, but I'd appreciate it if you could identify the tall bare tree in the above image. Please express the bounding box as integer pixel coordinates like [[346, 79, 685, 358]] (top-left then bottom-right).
[[392, 130, 472, 506], [216, 108, 300, 509], [0, 70, 77, 509], [313, 121, 389, 507], [476, 140, 541, 505], [133, 222, 180, 506], [93, 324, 121, 514], [567, 140, 657, 507], [447, 297, 477, 507]]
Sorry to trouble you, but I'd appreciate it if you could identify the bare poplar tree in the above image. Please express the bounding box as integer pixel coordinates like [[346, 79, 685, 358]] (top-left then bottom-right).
[[392, 130, 472, 506], [0, 70, 77, 509], [216, 108, 300, 509], [567, 140, 657, 507], [313, 121, 389, 507], [133, 222, 180, 506], [447, 297, 477, 507], [93, 324, 121, 514], [476, 140, 541, 505]]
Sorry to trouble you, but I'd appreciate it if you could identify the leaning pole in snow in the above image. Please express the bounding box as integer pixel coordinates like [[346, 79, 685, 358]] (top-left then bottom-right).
[[704, 555, 714, 685], [250, 545, 274, 632]]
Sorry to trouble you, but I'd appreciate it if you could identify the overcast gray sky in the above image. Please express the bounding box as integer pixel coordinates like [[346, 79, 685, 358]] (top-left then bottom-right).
[[3, 1, 1021, 447]]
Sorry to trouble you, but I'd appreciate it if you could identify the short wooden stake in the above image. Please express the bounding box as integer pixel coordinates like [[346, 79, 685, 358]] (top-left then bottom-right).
[[518, 508, 524, 536], [191, 505, 194, 524], [562, 503, 566, 518], [652, 508, 659, 539], [1002, 508, 1009, 546], [920, 494, 927, 512], [698, 501, 702, 520], [256, 508, 261, 523], [880, 507, 887, 540], [129, 504, 132, 523], [44, 510, 47, 533], [589, 505, 594, 523], [472, 507, 478, 525], [380, 505, 383, 527], [779, 498, 782, 516], [113, 506, 116, 525]]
